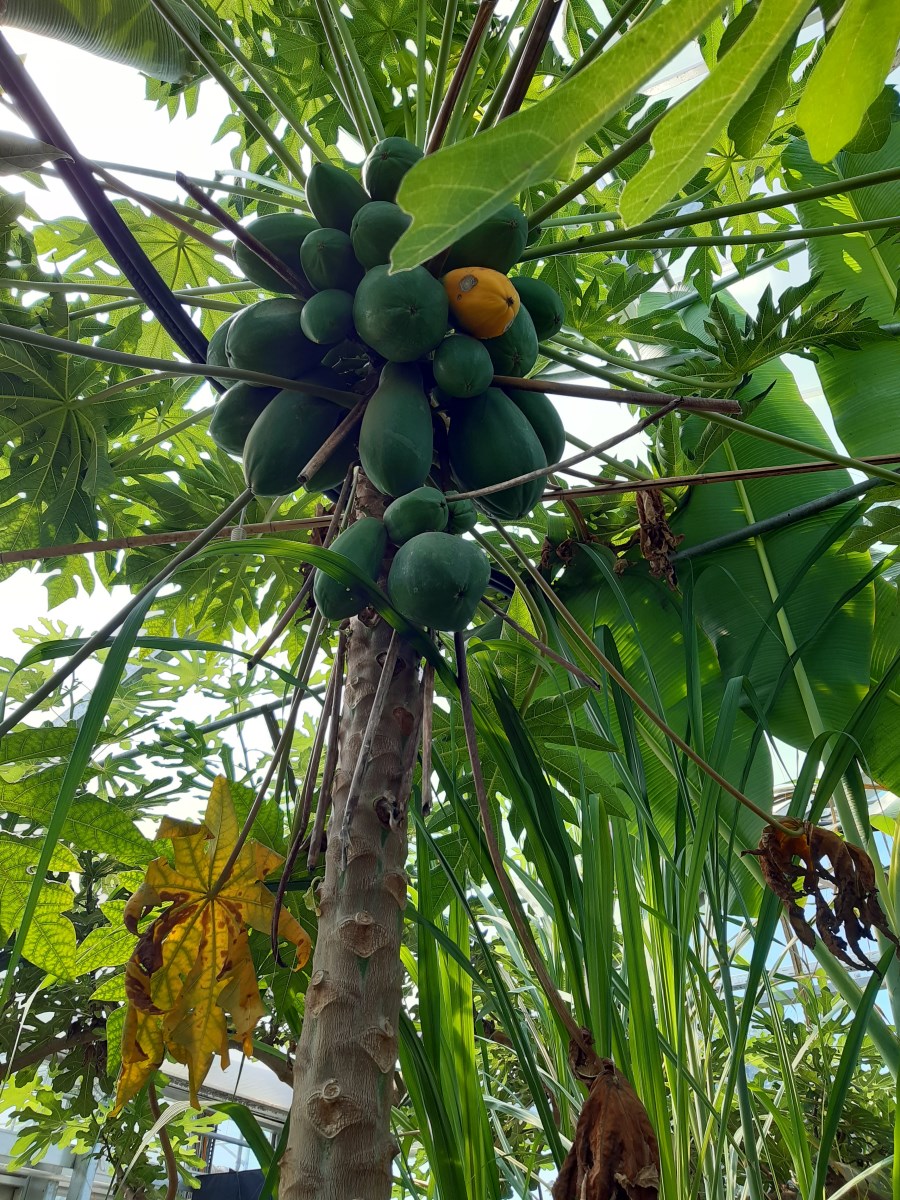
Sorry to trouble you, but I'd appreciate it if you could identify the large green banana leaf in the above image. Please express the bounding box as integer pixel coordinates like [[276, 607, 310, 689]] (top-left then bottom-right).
[[1, 0, 199, 83], [783, 128, 900, 456], [860, 576, 900, 797], [672, 358, 874, 748]]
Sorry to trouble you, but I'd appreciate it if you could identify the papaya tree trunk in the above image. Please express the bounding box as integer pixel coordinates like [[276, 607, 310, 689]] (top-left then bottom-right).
[[281, 487, 421, 1200]]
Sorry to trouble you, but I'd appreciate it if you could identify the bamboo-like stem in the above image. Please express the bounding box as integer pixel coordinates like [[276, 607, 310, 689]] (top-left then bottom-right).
[[0, 34, 208, 363], [173, 0, 328, 166], [672, 477, 882, 564], [0, 323, 359, 406], [0, 488, 253, 738], [493, 371, 740, 413], [313, 0, 373, 149], [148, 0, 307, 184], [297, 399, 366, 486], [527, 112, 663, 228], [451, 399, 681, 501], [0, 517, 331, 567], [569, 163, 900, 249], [476, 0, 542, 130], [177, 173, 311, 297], [544, 453, 900, 499], [307, 629, 348, 870], [495, 0, 562, 122], [92, 160, 311, 210], [426, 1, 498, 153], [566, 0, 644, 78], [420, 661, 435, 816], [340, 630, 400, 861], [453, 630, 591, 1052], [93, 166, 224, 252], [426, 1, 461, 137], [324, 0, 386, 143], [483, 526, 789, 832], [523, 213, 900, 259]]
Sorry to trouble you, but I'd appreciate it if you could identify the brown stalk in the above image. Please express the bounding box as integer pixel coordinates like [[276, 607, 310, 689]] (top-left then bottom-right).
[[307, 628, 348, 870], [0, 517, 332, 567], [451, 398, 682, 501], [426, 0, 499, 154], [0, 487, 253, 738], [453, 631, 591, 1053], [94, 166, 224, 252], [340, 630, 400, 862], [545, 452, 900, 499], [493, 372, 741, 415], [495, 0, 563, 121], [175, 172, 312, 298], [297, 399, 366, 488], [147, 1082, 179, 1200], [420, 662, 436, 815]]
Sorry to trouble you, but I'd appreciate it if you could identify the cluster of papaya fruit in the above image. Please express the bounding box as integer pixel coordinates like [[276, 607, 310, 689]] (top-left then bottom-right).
[[205, 137, 567, 632]]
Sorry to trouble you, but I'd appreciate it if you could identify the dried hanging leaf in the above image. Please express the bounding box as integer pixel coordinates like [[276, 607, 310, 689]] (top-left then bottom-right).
[[113, 777, 311, 1111], [635, 488, 680, 589], [743, 819, 900, 970], [553, 1055, 660, 1200]]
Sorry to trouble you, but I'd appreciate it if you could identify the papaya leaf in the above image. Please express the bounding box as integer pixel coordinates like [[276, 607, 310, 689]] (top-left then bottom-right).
[[391, 0, 723, 270], [114, 776, 311, 1111], [0, 836, 79, 978]]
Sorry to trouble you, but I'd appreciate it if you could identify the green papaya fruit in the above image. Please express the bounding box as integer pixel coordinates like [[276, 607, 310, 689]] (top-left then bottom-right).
[[446, 496, 478, 535], [505, 387, 565, 465], [226, 298, 322, 381], [208, 382, 275, 456], [384, 486, 449, 545], [314, 517, 388, 620], [482, 306, 539, 377], [447, 387, 546, 520], [233, 212, 319, 293], [431, 334, 494, 398], [353, 265, 449, 362], [388, 532, 490, 631], [206, 314, 235, 387], [359, 362, 434, 497], [306, 162, 369, 232], [511, 275, 565, 340], [299, 227, 364, 292], [243, 388, 342, 496], [300, 289, 355, 344], [362, 136, 423, 202], [350, 201, 411, 269], [444, 202, 528, 273]]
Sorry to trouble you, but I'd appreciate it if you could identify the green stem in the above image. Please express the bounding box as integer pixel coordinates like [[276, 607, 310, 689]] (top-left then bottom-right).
[[148, 0, 307, 185], [477, 0, 539, 130], [92, 161, 310, 209], [463, 0, 530, 127], [427, 0, 460, 136], [540, 342, 660, 392], [566, 0, 645, 78], [415, 0, 428, 147], [88, 371, 183, 405], [660, 245, 804, 313], [76, 296, 240, 319], [0, 277, 254, 300], [112, 408, 212, 467], [574, 163, 900, 249], [553, 332, 717, 390], [324, 0, 385, 143], [523, 213, 900, 258], [0, 323, 360, 407], [444, 6, 498, 145], [175, 0, 328, 167], [314, 0, 374, 150]]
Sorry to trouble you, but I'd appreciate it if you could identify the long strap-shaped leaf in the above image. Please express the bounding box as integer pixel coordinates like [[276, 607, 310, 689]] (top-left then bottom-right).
[[0, 0, 199, 83]]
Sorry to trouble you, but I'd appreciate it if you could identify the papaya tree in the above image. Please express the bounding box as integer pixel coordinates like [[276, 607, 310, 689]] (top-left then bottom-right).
[[1, 3, 900, 1199]]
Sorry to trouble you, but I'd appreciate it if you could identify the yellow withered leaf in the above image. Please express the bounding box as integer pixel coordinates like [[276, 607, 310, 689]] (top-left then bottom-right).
[[113, 777, 310, 1112]]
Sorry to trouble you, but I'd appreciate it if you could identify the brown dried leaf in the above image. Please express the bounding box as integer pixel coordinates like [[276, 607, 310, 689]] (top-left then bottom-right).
[[635, 488, 680, 589], [553, 1058, 660, 1200]]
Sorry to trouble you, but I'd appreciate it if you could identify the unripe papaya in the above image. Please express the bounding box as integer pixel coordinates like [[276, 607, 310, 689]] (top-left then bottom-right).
[[306, 162, 369, 232], [359, 362, 434, 497], [482, 306, 539, 377], [388, 532, 490, 631], [442, 267, 519, 338], [444, 203, 528, 273], [363, 136, 423, 201], [511, 275, 565, 340], [314, 517, 388, 620], [432, 334, 495, 398], [226, 298, 322, 381], [353, 265, 449, 362], [208, 382, 275, 456], [447, 387, 547, 520], [446, 496, 478, 534], [350, 201, 411, 269], [505, 387, 565, 465], [206, 314, 235, 387], [299, 227, 364, 292], [233, 212, 319, 293], [384, 486, 449, 545], [243, 388, 342, 496], [300, 289, 355, 344]]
